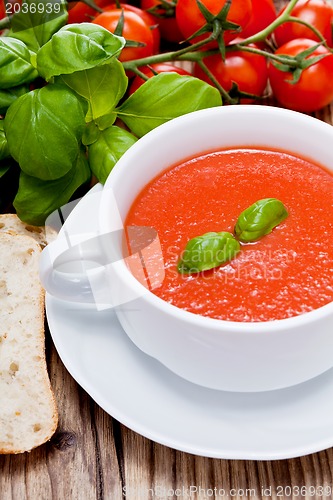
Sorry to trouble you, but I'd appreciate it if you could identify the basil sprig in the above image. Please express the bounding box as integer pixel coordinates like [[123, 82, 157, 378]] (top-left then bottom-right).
[[177, 198, 288, 275], [234, 198, 288, 242], [0, 20, 222, 225], [178, 231, 241, 274]]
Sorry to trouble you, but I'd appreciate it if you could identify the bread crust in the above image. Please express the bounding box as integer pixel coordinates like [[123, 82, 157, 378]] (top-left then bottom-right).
[[0, 214, 57, 248], [0, 232, 58, 454]]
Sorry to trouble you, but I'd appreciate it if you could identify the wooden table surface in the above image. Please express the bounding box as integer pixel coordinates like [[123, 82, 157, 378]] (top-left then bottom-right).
[[2, 5, 333, 497]]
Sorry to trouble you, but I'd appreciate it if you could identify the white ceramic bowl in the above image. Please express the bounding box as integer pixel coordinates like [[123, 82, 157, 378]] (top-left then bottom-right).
[[40, 105, 333, 392]]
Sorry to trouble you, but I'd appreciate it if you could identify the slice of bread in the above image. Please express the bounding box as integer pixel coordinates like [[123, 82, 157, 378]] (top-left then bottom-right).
[[0, 232, 58, 453], [0, 214, 57, 248]]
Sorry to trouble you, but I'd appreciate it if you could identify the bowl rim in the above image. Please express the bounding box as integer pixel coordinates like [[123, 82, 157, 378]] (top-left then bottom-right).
[[100, 105, 333, 332]]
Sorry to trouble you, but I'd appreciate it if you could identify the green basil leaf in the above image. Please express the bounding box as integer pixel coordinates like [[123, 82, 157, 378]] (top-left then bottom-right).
[[0, 85, 29, 114], [88, 125, 137, 183], [4, 84, 87, 180], [94, 112, 117, 130], [13, 150, 91, 225], [36, 23, 125, 81], [59, 59, 127, 122], [117, 73, 222, 137], [0, 37, 38, 89], [178, 231, 240, 274], [9, 0, 68, 52], [82, 122, 100, 146], [234, 198, 288, 242], [0, 121, 10, 160]]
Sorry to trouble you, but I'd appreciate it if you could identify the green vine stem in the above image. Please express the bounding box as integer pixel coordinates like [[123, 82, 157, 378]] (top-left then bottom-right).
[[235, 0, 299, 45], [227, 43, 300, 67], [0, 0, 330, 98], [75, 0, 104, 13], [0, 16, 10, 30], [287, 16, 328, 46], [123, 0, 301, 72], [195, 59, 236, 103], [123, 0, 333, 100], [124, 19, 223, 74]]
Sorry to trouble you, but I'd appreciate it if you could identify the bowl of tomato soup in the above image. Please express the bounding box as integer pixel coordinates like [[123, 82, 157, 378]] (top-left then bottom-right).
[[40, 106, 333, 392], [125, 147, 333, 323], [98, 106, 333, 392]]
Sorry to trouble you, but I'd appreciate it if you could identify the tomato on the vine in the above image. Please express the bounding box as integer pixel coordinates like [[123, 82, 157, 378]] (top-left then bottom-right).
[[241, 0, 276, 39], [274, 0, 333, 47], [175, 0, 252, 46], [128, 63, 191, 93], [268, 38, 333, 112], [102, 3, 160, 53], [92, 9, 154, 61], [68, 0, 160, 52], [193, 40, 268, 103], [141, 0, 183, 43]]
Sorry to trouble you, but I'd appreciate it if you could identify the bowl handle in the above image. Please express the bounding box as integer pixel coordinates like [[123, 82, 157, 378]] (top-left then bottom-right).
[[39, 232, 116, 305]]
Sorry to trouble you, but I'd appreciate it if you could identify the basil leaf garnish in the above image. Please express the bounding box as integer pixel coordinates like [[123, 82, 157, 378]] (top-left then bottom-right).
[[234, 198, 288, 242], [178, 231, 240, 274]]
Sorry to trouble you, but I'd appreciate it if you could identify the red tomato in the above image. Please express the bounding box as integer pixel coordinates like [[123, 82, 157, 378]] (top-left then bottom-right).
[[128, 63, 191, 93], [103, 4, 160, 53], [140, 0, 183, 43], [274, 0, 333, 47], [0, 1, 6, 18], [268, 38, 333, 112], [175, 0, 252, 46], [67, 0, 111, 24], [241, 0, 276, 38], [92, 9, 154, 61], [193, 41, 268, 103]]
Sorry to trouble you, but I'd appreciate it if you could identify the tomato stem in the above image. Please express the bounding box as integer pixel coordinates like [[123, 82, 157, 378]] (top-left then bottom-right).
[[122, 0, 331, 96], [195, 59, 235, 103], [227, 44, 300, 68], [130, 67, 151, 80], [235, 0, 300, 45], [287, 16, 330, 49], [79, 0, 104, 13], [123, 25, 219, 70], [123, 0, 305, 72], [0, 16, 11, 30]]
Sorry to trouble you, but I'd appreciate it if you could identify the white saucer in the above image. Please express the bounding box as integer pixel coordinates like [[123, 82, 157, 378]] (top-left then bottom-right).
[[46, 186, 333, 460]]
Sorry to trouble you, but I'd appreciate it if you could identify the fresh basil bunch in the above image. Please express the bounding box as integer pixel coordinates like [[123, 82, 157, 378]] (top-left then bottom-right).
[[0, 0, 221, 224], [0, 122, 9, 161]]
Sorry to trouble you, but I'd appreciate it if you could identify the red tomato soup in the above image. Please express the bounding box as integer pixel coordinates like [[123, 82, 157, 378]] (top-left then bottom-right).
[[125, 149, 333, 322]]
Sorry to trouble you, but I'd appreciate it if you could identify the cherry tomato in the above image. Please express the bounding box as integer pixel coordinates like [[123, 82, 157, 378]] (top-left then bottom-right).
[[268, 38, 333, 112], [193, 41, 268, 103], [175, 0, 252, 46], [128, 63, 191, 93], [67, 0, 111, 24], [274, 0, 333, 47], [141, 0, 183, 43], [103, 4, 160, 53], [92, 9, 154, 62], [241, 0, 276, 38], [0, 1, 6, 18]]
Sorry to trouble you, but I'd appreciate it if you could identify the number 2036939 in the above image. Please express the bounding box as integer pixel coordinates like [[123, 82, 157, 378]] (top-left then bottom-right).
[[274, 485, 332, 497], [5, 1, 61, 15]]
